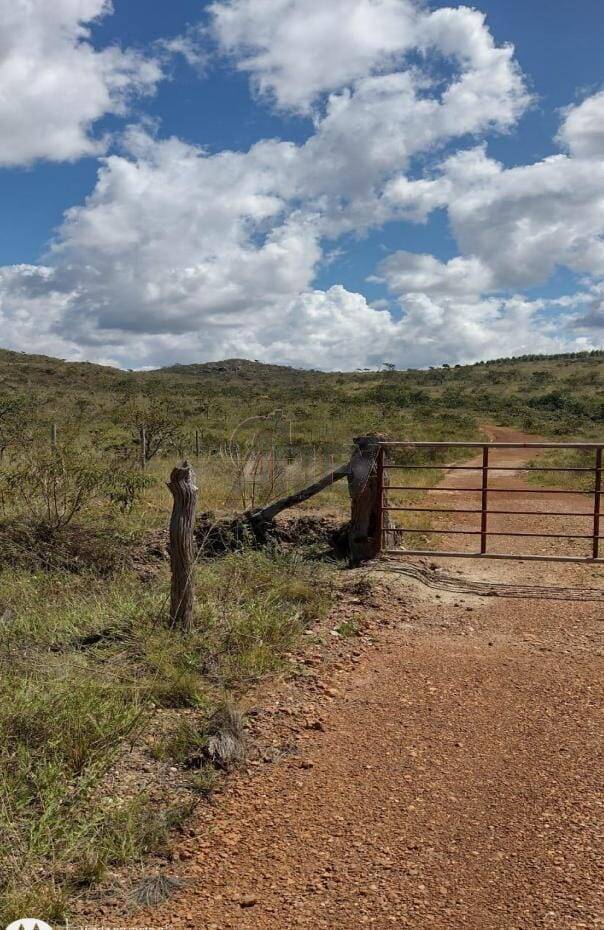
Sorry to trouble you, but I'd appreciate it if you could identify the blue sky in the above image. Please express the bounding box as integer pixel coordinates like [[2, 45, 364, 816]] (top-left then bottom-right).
[[0, 0, 602, 369]]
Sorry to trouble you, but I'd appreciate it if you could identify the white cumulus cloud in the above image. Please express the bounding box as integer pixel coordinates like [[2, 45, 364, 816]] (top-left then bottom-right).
[[209, 0, 528, 126], [0, 0, 162, 166], [373, 252, 493, 299], [558, 90, 604, 159], [209, 0, 418, 112]]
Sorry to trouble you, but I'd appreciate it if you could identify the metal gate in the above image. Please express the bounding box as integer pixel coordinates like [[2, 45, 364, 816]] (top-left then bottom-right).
[[377, 441, 604, 564]]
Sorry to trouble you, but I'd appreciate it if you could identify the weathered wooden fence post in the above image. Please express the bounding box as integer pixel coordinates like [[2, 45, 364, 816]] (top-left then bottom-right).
[[168, 460, 198, 629], [347, 435, 389, 566]]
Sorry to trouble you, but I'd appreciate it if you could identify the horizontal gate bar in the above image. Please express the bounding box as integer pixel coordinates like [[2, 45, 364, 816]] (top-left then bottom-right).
[[382, 506, 593, 516], [379, 441, 604, 449], [381, 550, 604, 564], [387, 528, 600, 539], [387, 486, 597, 494], [383, 464, 595, 472]]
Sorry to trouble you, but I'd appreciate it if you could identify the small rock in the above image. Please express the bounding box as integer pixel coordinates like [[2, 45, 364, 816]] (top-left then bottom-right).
[[239, 895, 257, 908], [306, 720, 326, 732]]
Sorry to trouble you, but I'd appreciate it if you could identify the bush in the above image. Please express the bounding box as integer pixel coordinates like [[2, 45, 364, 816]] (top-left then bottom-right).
[[1, 447, 111, 531]]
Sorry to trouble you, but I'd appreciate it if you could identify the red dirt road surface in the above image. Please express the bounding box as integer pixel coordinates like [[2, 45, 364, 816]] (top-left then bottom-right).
[[96, 428, 603, 930]]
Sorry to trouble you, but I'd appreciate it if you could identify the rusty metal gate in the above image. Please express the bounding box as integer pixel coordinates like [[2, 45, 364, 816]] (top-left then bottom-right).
[[377, 441, 604, 564]]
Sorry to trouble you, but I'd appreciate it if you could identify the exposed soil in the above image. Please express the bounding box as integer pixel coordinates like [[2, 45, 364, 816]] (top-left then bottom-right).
[[79, 427, 603, 930]]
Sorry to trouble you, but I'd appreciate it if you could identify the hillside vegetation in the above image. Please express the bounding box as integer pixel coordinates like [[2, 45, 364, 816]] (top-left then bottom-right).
[[1, 348, 602, 456], [0, 346, 601, 922]]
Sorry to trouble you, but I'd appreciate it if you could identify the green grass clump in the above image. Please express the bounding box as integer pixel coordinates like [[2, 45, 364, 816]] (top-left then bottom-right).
[[193, 551, 330, 685], [527, 448, 598, 492], [335, 618, 361, 638]]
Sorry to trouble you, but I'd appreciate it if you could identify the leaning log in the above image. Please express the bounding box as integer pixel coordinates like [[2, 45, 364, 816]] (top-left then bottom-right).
[[168, 460, 198, 629], [246, 462, 350, 527]]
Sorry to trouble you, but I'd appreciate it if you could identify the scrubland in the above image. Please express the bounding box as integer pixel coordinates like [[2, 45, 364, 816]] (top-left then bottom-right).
[[0, 348, 601, 920]]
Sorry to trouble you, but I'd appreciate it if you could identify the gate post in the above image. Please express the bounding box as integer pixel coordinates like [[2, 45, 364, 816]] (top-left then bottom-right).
[[480, 446, 489, 554], [593, 447, 602, 560], [347, 435, 388, 565]]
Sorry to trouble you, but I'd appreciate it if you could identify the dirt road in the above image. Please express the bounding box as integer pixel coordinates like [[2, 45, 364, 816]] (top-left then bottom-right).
[[98, 428, 603, 930]]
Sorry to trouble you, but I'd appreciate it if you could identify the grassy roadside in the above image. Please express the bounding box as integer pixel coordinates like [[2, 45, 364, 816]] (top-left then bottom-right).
[[526, 447, 599, 493], [0, 551, 332, 923]]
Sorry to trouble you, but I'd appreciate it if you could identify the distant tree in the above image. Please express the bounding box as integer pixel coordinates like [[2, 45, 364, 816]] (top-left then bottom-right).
[[120, 395, 185, 463], [382, 362, 396, 372]]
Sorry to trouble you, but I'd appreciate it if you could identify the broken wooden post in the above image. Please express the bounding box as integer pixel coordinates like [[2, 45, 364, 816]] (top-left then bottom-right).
[[168, 460, 198, 629], [347, 435, 389, 566]]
